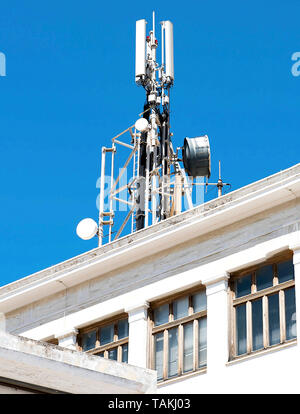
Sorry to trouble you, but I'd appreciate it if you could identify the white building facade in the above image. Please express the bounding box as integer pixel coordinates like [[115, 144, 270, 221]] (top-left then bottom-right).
[[1, 163, 300, 394]]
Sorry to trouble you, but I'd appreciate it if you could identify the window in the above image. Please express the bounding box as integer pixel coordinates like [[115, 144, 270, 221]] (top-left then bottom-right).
[[149, 288, 207, 381], [77, 315, 129, 363], [230, 253, 297, 359]]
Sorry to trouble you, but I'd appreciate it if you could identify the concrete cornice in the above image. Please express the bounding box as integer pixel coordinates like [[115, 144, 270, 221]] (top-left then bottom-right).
[[0, 332, 156, 394], [126, 302, 150, 324], [1, 163, 300, 313], [203, 272, 230, 287], [55, 328, 78, 340], [125, 302, 150, 314]]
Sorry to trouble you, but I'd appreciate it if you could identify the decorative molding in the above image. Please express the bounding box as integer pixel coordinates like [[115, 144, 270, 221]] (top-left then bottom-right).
[[204, 272, 229, 296], [292, 250, 300, 266], [203, 272, 229, 286], [290, 243, 300, 253], [125, 302, 149, 323], [125, 301, 149, 314], [289, 235, 300, 265], [55, 328, 78, 340]]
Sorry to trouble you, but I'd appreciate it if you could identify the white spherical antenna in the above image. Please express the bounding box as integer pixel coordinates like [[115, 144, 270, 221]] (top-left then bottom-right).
[[76, 218, 98, 240], [135, 117, 149, 132]]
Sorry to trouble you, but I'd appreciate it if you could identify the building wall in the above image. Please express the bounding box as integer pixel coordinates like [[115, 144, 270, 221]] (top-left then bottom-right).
[[0, 384, 36, 394], [6, 200, 299, 335], [0, 331, 157, 394], [159, 343, 299, 393], [3, 198, 300, 393]]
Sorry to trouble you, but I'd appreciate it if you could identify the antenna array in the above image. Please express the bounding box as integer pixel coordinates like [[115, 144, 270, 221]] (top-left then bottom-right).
[[76, 12, 230, 245]]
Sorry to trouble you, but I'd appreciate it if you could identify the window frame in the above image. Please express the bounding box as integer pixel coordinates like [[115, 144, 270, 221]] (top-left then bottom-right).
[[148, 286, 207, 382], [229, 251, 296, 360], [46, 338, 59, 346], [77, 313, 129, 363]]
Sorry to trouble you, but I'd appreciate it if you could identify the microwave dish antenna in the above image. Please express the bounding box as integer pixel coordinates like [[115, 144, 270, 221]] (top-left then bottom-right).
[[77, 12, 231, 245], [76, 218, 98, 240]]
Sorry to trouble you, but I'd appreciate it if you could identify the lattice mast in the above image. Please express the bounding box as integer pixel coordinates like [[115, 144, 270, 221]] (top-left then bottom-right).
[[135, 12, 175, 230], [76, 13, 229, 245]]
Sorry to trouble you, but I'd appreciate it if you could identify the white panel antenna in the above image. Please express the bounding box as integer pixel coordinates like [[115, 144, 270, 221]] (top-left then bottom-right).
[[135, 19, 147, 83], [77, 12, 230, 246], [162, 21, 174, 82]]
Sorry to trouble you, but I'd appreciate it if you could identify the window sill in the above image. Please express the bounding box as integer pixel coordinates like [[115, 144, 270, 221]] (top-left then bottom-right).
[[157, 367, 207, 388], [227, 339, 297, 366]]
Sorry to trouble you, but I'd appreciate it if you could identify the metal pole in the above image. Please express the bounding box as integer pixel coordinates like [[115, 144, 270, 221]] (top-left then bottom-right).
[[174, 173, 182, 215], [161, 22, 164, 69], [217, 160, 223, 198], [132, 130, 140, 232], [98, 148, 106, 246], [152, 11, 155, 39], [152, 146, 158, 225], [145, 141, 150, 228], [108, 144, 115, 243]]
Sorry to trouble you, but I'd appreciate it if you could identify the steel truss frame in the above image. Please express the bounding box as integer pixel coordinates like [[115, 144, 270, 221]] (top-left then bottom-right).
[[97, 117, 204, 247]]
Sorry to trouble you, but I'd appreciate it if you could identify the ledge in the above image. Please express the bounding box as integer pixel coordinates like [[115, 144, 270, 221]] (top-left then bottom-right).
[[1, 163, 300, 313], [157, 368, 207, 389], [0, 332, 157, 394], [226, 339, 297, 367]]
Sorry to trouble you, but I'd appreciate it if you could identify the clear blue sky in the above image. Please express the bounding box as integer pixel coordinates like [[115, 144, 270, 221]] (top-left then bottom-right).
[[0, 0, 299, 286]]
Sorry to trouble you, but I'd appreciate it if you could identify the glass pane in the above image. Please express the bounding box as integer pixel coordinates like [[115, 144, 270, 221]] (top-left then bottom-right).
[[168, 328, 178, 378], [285, 287, 297, 340], [154, 304, 169, 326], [118, 319, 129, 339], [252, 299, 263, 351], [96, 351, 104, 358], [154, 333, 164, 381], [193, 291, 207, 312], [173, 297, 189, 320], [198, 317, 207, 368], [183, 323, 193, 373], [278, 260, 294, 284], [100, 324, 114, 345], [236, 304, 247, 355], [108, 348, 118, 361], [256, 265, 273, 291], [81, 330, 96, 351], [268, 294, 280, 346], [122, 343, 128, 363], [235, 274, 251, 298]]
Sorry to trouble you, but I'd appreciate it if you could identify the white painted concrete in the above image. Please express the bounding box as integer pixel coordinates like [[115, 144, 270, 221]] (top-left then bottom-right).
[[159, 342, 299, 393], [0, 332, 157, 394], [55, 328, 78, 350], [204, 273, 229, 376], [0, 384, 36, 394], [1, 164, 299, 314], [290, 244, 300, 345], [1, 164, 300, 393], [6, 203, 300, 339], [126, 303, 149, 368]]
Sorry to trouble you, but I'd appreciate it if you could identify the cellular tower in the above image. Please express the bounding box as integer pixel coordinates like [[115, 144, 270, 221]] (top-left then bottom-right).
[[76, 12, 230, 245]]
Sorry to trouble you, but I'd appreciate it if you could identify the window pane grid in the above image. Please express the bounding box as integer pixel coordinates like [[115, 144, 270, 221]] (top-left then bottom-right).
[[232, 259, 296, 359], [285, 287, 297, 340], [151, 289, 207, 382], [79, 318, 129, 363], [183, 322, 193, 373], [234, 287, 295, 356]]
